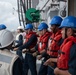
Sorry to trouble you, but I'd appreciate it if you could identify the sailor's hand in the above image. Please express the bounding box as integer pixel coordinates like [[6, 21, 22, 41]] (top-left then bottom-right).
[[31, 47, 35, 52], [40, 49, 45, 54], [32, 52, 38, 57], [37, 55, 42, 60], [13, 48, 18, 51], [22, 49, 29, 53], [44, 58, 54, 67]]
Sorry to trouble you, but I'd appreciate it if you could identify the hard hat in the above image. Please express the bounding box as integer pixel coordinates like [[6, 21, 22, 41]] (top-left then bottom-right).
[[0, 30, 14, 48], [25, 24, 33, 30], [0, 24, 7, 30], [50, 16, 63, 26], [38, 22, 48, 31], [59, 16, 76, 28], [17, 26, 23, 30]]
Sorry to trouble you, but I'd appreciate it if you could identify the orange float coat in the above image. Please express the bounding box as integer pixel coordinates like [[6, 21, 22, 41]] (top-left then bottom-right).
[[47, 30, 62, 58], [38, 32, 51, 52], [57, 36, 76, 70], [25, 31, 37, 49]]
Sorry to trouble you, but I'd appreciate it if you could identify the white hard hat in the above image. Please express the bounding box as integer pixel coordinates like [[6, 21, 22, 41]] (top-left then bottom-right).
[[17, 26, 24, 30], [0, 30, 14, 48]]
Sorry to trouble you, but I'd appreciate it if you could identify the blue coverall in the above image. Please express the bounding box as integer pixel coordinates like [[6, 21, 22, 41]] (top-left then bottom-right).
[[15, 34, 23, 60], [19, 34, 37, 75], [68, 43, 76, 75]]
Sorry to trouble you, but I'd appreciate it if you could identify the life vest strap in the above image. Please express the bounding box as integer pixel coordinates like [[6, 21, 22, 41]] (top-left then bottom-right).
[[58, 50, 65, 54], [50, 50, 58, 52]]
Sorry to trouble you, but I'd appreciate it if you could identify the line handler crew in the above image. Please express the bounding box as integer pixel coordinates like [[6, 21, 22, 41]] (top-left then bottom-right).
[[0, 29, 23, 75], [14, 24, 38, 75], [54, 16, 76, 75]]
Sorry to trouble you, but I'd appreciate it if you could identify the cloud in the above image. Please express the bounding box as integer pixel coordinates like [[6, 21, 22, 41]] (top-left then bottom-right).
[[0, 0, 17, 6], [0, 1, 19, 30]]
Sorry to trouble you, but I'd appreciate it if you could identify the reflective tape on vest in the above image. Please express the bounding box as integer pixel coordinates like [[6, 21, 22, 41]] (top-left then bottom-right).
[[0, 54, 12, 64]]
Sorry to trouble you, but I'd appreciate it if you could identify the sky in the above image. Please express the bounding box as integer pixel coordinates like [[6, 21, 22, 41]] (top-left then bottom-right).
[[0, 0, 19, 31]]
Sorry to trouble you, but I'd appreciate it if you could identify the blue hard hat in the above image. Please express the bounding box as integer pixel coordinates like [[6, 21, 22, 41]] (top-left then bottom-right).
[[59, 16, 76, 28], [38, 22, 48, 31], [0, 24, 7, 30], [25, 24, 33, 30], [50, 16, 63, 26]]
